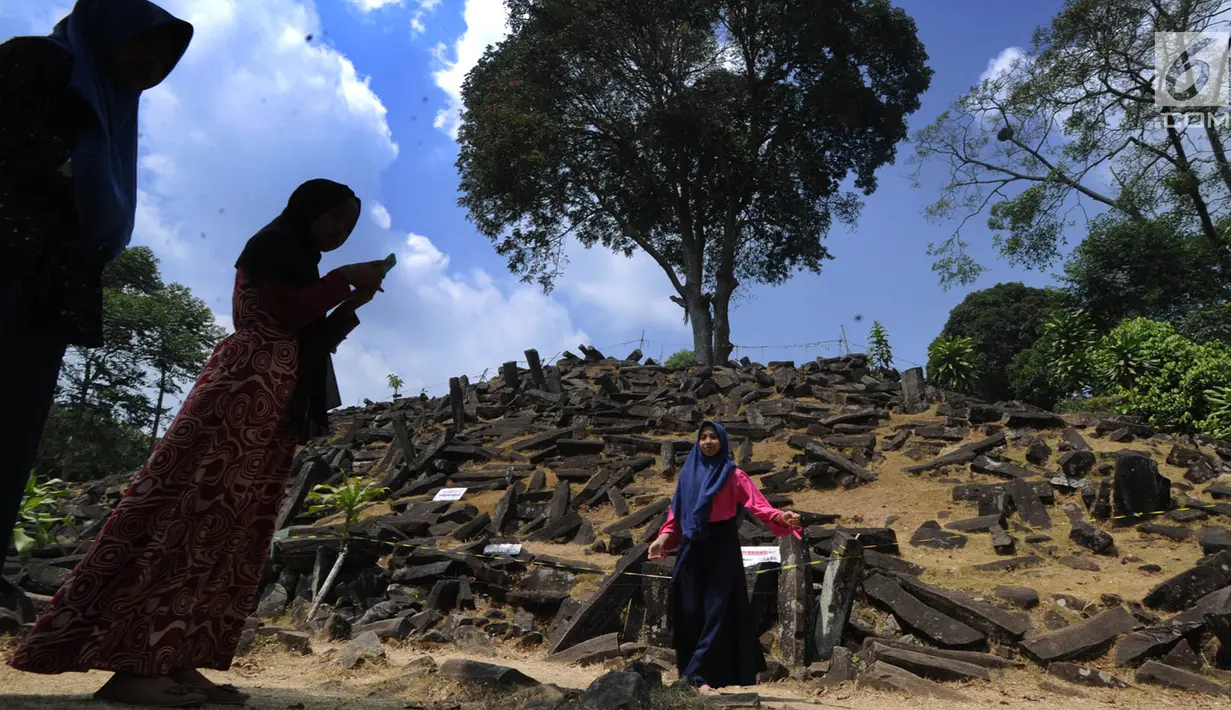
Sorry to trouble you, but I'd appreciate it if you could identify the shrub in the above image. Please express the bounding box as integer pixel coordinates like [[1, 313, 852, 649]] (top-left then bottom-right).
[[929, 282, 1065, 402], [1092, 318, 1231, 434], [663, 350, 696, 369], [926, 335, 976, 392], [1007, 343, 1068, 409], [1036, 308, 1098, 396]]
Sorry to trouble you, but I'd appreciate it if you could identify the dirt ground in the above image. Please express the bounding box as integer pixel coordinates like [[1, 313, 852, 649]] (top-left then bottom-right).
[[2, 637, 1229, 710]]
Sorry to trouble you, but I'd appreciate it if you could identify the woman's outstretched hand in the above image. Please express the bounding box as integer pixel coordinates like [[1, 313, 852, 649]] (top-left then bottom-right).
[[779, 511, 802, 529], [339, 261, 387, 290], [648, 534, 670, 560]]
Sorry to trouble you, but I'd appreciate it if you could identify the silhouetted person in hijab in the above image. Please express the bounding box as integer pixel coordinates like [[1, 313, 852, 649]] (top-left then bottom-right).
[[10, 178, 388, 706], [0, 0, 193, 580]]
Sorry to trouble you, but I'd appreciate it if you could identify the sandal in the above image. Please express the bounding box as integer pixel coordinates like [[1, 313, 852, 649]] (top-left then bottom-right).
[[94, 675, 207, 708]]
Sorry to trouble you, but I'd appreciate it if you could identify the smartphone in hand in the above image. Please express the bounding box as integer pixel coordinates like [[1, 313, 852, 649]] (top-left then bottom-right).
[[381, 253, 397, 275]]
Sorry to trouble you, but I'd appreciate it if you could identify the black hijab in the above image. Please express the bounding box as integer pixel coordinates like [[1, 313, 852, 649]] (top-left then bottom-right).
[[236, 179, 359, 443]]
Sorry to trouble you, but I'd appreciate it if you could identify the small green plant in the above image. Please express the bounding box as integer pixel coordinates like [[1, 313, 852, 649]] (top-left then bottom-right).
[[926, 335, 976, 392], [663, 350, 696, 369], [304, 477, 388, 622], [305, 477, 388, 537], [1204, 385, 1231, 440], [1038, 308, 1098, 394], [14, 473, 70, 557], [386, 373, 404, 399], [1095, 327, 1157, 390], [868, 321, 893, 373]]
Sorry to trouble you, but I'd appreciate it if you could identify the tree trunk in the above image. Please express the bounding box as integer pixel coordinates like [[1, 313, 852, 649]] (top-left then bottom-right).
[[686, 292, 714, 366], [149, 362, 168, 455], [62, 359, 94, 481], [1164, 124, 1226, 258], [1202, 119, 1231, 199], [712, 273, 738, 365], [306, 541, 348, 623]]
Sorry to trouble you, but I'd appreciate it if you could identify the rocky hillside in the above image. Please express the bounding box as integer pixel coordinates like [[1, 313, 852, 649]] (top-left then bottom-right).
[[5, 345, 1231, 702]]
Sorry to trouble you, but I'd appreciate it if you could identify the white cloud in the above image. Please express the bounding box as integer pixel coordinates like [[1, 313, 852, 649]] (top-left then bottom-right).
[[346, 0, 403, 12], [411, 0, 442, 36], [980, 46, 1026, 83], [133, 190, 190, 261], [0, 0, 683, 406], [212, 311, 234, 335], [370, 201, 393, 229], [431, 0, 511, 139], [62, 0, 585, 403], [557, 245, 687, 333]]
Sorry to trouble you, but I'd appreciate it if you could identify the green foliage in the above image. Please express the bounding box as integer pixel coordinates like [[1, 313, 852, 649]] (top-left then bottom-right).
[[34, 405, 150, 481], [1204, 385, 1231, 441], [1060, 214, 1228, 326], [1090, 318, 1231, 434], [1036, 308, 1098, 396], [1093, 327, 1157, 391], [926, 335, 976, 393], [457, 0, 931, 362], [387, 373, 404, 398], [1006, 343, 1067, 410], [663, 350, 697, 370], [306, 477, 388, 537], [911, 0, 1231, 288], [931, 282, 1066, 402], [867, 321, 893, 373], [1055, 393, 1126, 415], [1179, 302, 1231, 346], [43, 247, 222, 480], [14, 473, 70, 557]]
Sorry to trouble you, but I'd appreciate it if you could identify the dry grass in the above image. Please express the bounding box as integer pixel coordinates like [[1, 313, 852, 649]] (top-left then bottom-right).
[[6, 626, 1231, 709]]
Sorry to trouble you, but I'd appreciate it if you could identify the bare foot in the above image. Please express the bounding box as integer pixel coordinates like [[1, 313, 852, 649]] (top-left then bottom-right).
[[698, 684, 721, 696], [168, 668, 250, 706], [94, 673, 206, 708]]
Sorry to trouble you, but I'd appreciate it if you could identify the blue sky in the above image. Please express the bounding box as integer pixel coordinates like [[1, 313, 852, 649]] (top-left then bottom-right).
[[1, 0, 1074, 406]]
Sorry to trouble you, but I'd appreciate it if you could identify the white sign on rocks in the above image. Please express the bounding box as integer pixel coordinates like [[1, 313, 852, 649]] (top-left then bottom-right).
[[741, 546, 782, 567], [433, 487, 467, 502], [483, 543, 523, 556]]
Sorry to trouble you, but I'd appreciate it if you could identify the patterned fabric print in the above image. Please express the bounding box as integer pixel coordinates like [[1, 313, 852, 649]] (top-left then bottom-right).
[[0, 37, 105, 347], [9, 271, 302, 675]]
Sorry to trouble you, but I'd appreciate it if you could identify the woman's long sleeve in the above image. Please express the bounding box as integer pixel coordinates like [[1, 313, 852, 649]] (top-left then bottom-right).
[[657, 508, 681, 551], [323, 306, 361, 351], [733, 470, 801, 539], [241, 268, 352, 331], [0, 39, 79, 176]]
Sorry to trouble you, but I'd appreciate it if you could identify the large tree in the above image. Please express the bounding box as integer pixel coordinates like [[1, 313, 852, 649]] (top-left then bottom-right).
[[138, 283, 225, 452], [1060, 213, 1229, 326], [912, 0, 1231, 288], [457, 0, 931, 364], [47, 247, 223, 479], [927, 282, 1067, 403]]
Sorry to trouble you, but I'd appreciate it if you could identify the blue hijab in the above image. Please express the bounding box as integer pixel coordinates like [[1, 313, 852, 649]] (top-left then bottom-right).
[[671, 421, 736, 541], [46, 0, 193, 261]]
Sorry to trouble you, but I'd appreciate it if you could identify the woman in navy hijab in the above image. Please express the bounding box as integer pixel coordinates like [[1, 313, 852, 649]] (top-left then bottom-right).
[[0, 1, 194, 705], [0, 0, 192, 591], [649, 421, 802, 693]]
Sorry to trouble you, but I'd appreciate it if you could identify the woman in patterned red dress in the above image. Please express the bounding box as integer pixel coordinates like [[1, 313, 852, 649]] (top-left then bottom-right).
[[9, 179, 388, 708]]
